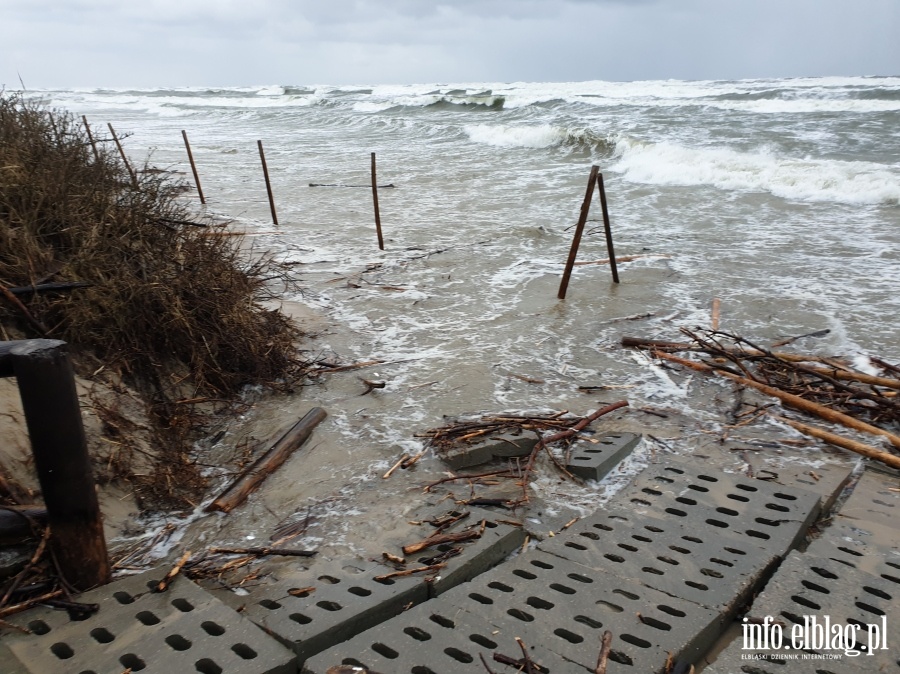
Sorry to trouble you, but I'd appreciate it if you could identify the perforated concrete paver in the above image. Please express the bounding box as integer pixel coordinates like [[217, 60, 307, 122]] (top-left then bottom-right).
[[241, 560, 427, 664], [438, 550, 726, 672], [1, 570, 296, 674], [565, 432, 641, 482], [539, 505, 779, 614], [612, 457, 822, 558], [303, 599, 590, 673], [830, 468, 900, 533], [747, 462, 854, 513]]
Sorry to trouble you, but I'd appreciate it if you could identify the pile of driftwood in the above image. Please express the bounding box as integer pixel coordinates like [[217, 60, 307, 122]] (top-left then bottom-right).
[[416, 402, 628, 505], [623, 329, 900, 470]]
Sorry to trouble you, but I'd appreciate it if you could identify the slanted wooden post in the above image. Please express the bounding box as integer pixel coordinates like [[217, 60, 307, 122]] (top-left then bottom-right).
[[2, 340, 111, 590], [181, 130, 206, 204], [558, 165, 599, 299], [596, 172, 620, 284], [258, 140, 278, 225], [82, 116, 100, 163], [107, 123, 137, 187], [371, 152, 385, 250]]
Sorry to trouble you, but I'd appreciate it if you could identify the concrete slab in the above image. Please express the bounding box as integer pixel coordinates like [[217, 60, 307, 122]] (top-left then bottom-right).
[[538, 507, 779, 615], [303, 599, 590, 673], [1, 570, 297, 674], [241, 560, 428, 664], [613, 456, 822, 558], [704, 638, 877, 674], [565, 432, 642, 482], [439, 550, 726, 672]]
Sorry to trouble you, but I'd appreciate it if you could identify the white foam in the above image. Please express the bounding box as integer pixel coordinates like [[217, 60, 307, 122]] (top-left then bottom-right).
[[465, 124, 568, 148], [612, 138, 900, 205]]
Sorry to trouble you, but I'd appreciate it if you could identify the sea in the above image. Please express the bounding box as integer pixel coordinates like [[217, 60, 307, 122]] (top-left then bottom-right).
[[27, 77, 900, 549]]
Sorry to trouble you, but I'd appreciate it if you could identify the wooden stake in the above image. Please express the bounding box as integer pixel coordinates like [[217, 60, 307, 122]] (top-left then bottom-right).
[[711, 298, 721, 331], [205, 407, 327, 513], [371, 152, 385, 250], [181, 130, 206, 204], [107, 123, 137, 187], [596, 173, 619, 284], [258, 140, 278, 225], [558, 165, 599, 299], [82, 116, 99, 163]]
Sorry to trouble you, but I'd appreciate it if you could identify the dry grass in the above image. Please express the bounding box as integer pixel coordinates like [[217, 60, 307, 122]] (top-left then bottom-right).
[[0, 93, 307, 507]]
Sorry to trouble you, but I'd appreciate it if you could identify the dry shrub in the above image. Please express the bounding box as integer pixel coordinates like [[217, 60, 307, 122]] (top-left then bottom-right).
[[0, 93, 306, 508]]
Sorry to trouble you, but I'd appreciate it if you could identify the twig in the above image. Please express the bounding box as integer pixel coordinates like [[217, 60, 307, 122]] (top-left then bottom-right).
[[208, 547, 317, 558], [156, 550, 191, 592], [373, 563, 444, 582], [595, 630, 613, 674]]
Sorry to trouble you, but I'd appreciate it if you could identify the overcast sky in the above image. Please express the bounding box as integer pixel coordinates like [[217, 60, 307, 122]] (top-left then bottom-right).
[[3, 0, 898, 89]]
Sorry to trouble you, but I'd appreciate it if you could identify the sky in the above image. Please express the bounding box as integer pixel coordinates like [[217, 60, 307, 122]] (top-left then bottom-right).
[[2, 0, 899, 89]]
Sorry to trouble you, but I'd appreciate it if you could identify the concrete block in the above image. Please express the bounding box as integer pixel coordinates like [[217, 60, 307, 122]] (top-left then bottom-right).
[[303, 599, 587, 673], [439, 550, 726, 672], [613, 457, 822, 558], [439, 431, 537, 470], [2, 569, 297, 674], [241, 560, 428, 664], [538, 507, 778, 614], [805, 522, 900, 581], [565, 432, 641, 482]]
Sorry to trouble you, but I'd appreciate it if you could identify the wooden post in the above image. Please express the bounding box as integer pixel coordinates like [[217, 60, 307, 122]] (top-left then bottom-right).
[[181, 130, 206, 205], [558, 165, 599, 299], [596, 173, 620, 284], [371, 152, 385, 250], [258, 140, 278, 225], [82, 115, 99, 163], [5, 340, 111, 590], [107, 123, 137, 187]]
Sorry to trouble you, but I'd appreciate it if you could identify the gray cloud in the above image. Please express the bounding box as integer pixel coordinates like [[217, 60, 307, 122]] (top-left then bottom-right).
[[2, 0, 898, 88]]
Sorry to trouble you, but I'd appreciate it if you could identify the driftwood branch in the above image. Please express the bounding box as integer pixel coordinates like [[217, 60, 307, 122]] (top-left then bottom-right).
[[206, 407, 327, 513]]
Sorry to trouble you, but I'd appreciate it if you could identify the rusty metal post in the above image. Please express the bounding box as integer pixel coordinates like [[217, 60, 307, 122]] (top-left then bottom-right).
[[558, 165, 599, 299], [7, 340, 111, 590], [371, 152, 385, 250], [258, 140, 278, 225], [181, 130, 206, 205], [596, 172, 620, 284]]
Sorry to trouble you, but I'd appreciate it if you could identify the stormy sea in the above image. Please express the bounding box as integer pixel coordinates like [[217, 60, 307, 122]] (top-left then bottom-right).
[[31, 77, 900, 536]]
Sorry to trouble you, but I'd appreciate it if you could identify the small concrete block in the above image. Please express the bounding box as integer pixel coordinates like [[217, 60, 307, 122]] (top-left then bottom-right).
[[440, 432, 538, 470], [241, 560, 428, 663], [832, 469, 900, 533], [614, 457, 822, 558], [440, 550, 727, 672], [565, 432, 641, 482], [303, 599, 587, 673], [747, 550, 898, 670], [2, 570, 297, 674], [538, 507, 778, 615]]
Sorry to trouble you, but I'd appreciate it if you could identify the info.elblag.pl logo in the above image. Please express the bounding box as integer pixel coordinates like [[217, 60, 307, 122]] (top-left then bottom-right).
[[741, 615, 889, 658]]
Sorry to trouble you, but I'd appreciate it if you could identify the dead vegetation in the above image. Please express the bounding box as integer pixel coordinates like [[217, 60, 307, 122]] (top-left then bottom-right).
[[0, 92, 307, 508]]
